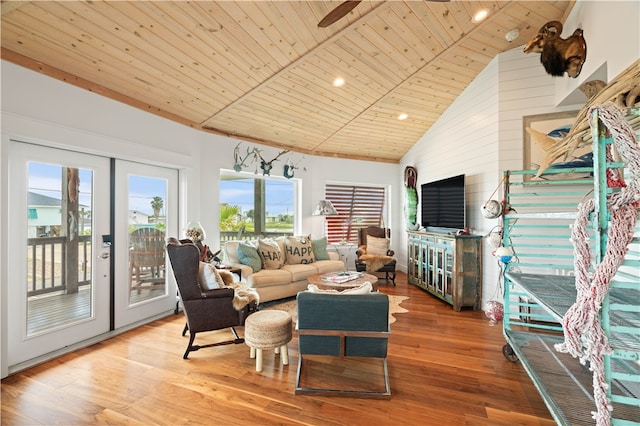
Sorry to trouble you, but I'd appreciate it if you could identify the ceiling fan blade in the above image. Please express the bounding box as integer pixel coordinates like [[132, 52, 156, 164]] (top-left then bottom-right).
[[318, 1, 362, 28]]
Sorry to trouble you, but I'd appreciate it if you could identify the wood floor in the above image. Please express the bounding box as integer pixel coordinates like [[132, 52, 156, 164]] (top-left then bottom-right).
[[1, 272, 556, 425]]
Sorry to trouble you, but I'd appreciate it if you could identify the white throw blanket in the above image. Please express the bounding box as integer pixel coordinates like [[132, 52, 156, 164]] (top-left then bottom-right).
[[219, 271, 260, 310]]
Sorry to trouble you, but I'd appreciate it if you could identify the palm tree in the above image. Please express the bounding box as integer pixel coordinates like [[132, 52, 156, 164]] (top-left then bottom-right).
[[150, 196, 164, 219], [220, 204, 241, 231]]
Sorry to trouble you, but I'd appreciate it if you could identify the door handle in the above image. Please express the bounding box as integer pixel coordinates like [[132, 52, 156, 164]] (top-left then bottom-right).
[[100, 252, 110, 259]]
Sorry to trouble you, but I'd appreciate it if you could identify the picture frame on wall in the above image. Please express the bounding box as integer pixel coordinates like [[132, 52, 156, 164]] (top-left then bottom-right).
[[522, 110, 588, 180]]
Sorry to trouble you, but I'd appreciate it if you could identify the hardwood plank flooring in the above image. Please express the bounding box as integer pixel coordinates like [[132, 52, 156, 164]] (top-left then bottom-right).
[[2, 273, 555, 425]]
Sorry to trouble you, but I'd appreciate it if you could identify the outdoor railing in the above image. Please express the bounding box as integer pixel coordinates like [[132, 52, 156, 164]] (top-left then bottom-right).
[[27, 235, 91, 297], [219, 231, 293, 242]]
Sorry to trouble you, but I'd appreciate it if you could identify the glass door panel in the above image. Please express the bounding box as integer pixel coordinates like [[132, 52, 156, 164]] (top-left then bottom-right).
[[128, 175, 168, 305], [26, 163, 95, 335]]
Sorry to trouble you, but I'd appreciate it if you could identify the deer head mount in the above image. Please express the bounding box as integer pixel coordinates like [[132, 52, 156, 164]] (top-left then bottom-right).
[[256, 149, 290, 176], [524, 21, 587, 78]]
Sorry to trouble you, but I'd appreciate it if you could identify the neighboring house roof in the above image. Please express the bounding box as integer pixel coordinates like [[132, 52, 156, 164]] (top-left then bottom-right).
[[28, 192, 61, 207], [28, 191, 88, 209]]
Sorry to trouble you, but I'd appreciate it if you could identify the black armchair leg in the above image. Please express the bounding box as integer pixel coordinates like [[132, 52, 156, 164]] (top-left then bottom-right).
[[385, 271, 397, 285], [230, 326, 241, 341], [183, 328, 245, 359], [184, 333, 196, 359], [182, 323, 188, 336]]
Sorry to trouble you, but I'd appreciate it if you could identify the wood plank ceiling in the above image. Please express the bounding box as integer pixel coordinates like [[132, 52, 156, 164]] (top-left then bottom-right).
[[1, 1, 574, 163]]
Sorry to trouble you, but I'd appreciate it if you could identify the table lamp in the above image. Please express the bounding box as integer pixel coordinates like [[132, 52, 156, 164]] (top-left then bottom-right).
[[312, 200, 338, 238]]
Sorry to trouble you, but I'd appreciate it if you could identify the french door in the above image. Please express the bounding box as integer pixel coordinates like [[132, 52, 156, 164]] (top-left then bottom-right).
[[7, 142, 112, 367], [113, 161, 178, 329], [7, 142, 178, 370]]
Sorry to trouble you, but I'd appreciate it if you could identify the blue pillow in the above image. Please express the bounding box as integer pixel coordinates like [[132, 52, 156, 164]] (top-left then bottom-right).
[[312, 237, 330, 261], [237, 242, 262, 273]]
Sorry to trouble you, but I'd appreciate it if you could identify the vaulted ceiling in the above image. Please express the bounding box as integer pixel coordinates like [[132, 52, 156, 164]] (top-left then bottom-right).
[[1, 1, 574, 163]]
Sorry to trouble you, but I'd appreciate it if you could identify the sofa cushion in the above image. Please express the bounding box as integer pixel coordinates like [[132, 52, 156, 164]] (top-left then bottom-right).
[[314, 259, 348, 274], [247, 269, 292, 288], [311, 237, 330, 261], [284, 235, 315, 265], [281, 263, 318, 282], [257, 239, 285, 269], [366, 235, 390, 256], [224, 240, 241, 264], [237, 242, 262, 273]]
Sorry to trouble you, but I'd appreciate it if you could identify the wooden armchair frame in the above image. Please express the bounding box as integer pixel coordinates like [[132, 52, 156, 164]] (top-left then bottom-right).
[[295, 292, 391, 399]]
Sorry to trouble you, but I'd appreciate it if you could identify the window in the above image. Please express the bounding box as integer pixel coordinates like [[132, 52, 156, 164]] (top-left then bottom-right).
[[219, 171, 297, 242], [324, 184, 386, 244]]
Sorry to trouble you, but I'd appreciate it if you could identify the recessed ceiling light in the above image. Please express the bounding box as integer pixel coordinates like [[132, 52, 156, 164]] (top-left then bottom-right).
[[332, 77, 345, 87], [398, 113, 408, 120], [472, 8, 489, 23], [505, 28, 520, 42]]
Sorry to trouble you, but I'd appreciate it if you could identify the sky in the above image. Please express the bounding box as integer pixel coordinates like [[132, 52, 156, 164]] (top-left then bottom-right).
[[29, 162, 294, 217], [29, 162, 166, 215], [220, 176, 294, 217]]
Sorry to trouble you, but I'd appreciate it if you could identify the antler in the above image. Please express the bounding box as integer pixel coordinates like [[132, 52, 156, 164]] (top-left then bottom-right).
[[258, 149, 290, 176], [233, 143, 257, 172], [272, 150, 290, 162]]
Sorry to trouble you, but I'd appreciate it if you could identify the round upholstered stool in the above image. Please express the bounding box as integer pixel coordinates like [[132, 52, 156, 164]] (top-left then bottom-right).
[[244, 310, 292, 372]]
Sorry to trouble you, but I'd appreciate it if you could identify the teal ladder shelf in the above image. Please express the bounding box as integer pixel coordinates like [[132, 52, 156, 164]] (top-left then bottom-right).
[[501, 106, 639, 425]]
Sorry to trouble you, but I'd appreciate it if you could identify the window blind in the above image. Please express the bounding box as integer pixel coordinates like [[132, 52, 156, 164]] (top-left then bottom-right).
[[325, 184, 386, 244]]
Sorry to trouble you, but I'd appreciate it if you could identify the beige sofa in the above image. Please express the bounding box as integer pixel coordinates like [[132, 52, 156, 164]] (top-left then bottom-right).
[[223, 239, 345, 303]]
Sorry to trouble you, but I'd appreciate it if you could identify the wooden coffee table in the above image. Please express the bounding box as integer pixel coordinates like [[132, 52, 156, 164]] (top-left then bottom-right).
[[307, 272, 378, 292]]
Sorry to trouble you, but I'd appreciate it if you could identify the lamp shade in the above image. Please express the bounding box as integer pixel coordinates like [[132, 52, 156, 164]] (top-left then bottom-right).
[[312, 200, 338, 216]]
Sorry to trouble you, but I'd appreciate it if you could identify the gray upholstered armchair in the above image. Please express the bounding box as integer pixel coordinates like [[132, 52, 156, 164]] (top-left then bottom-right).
[[295, 291, 391, 398], [166, 240, 253, 359]]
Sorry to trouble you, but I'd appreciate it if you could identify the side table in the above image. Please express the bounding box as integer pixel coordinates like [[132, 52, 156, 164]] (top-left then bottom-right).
[[216, 265, 242, 282], [331, 243, 356, 270]]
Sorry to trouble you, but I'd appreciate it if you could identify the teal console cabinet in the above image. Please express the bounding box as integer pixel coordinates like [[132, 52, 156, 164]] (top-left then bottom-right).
[[407, 231, 482, 311]]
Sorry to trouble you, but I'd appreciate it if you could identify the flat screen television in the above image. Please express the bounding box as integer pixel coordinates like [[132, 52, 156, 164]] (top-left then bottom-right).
[[420, 174, 466, 231]]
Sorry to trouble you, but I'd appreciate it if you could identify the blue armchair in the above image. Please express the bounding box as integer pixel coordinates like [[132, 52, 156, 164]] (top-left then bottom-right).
[[295, 291, 391, 398]]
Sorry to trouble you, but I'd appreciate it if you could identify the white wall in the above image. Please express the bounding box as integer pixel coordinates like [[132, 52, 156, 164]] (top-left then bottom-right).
[[399, 0, 640, 309]]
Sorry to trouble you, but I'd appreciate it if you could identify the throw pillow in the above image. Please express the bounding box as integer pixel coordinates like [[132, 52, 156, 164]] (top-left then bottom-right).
[[237, 242, 262, 273], [366, 235, 390, 256], [257, 239, 285, 269], [285, 235, 316, 265], [198, 262, 226, 290], [307, 281, 373, 295], [311, 237, 330, 261]]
